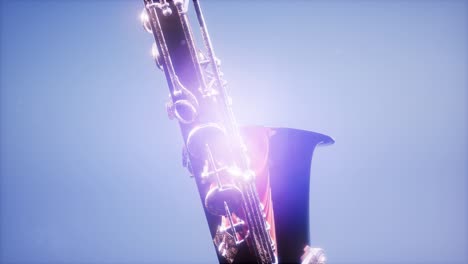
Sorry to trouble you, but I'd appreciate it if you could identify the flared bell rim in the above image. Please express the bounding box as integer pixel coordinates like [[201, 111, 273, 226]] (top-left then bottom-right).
[[241, 126, 335, 146]]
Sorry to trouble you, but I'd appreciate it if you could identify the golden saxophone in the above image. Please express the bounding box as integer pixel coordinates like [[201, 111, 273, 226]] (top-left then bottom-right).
[[139, 1, 333, 263]]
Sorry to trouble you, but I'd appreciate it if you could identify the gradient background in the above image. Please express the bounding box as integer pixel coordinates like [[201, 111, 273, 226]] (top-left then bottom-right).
[[0, 0, 467, 263]]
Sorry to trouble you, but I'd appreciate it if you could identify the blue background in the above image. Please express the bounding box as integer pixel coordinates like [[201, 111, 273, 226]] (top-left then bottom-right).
[[0, 0, 467, 263]]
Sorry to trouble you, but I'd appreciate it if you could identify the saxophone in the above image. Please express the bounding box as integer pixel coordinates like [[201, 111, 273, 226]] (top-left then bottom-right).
[[139, 1, 333, 263]]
